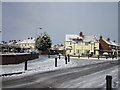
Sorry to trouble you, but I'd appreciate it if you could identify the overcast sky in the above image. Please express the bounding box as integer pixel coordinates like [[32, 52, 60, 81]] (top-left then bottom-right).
[[2, 2, 118, 44]]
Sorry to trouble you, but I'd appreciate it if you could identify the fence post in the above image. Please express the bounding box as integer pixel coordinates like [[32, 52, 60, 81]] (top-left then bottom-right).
[[55, 58, 57, 67], [68, 54, 70, 62], [25, 60, 27, 70], [106, 75, 112, 90], [65, 56, 67, 64]]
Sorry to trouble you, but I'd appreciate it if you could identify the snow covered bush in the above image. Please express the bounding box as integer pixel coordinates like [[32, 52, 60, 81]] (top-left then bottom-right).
[[35, 32, 52, 53]]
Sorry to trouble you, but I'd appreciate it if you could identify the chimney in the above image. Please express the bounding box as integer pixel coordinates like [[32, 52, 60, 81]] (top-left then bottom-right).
[[28, 37, 30, 39], [79, 32, 83, 37], [100, 36, 102, 39], [31, 37, 33, 39], [107, 38, 110, 41], [113, 40, 115, 43], [9, 40, 11, 43]]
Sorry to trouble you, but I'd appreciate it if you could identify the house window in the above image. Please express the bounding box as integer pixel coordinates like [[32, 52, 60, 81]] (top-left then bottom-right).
[[70, 42, 72, 45], [85, 42, 89, 45], [70, 50, 71, 52]]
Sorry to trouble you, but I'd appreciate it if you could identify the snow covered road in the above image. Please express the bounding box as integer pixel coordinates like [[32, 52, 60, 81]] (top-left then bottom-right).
[[2, 56, 120, 89]]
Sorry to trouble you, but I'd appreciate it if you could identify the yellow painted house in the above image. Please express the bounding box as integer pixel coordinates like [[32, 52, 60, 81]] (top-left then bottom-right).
[[65, 32, 99, 56]]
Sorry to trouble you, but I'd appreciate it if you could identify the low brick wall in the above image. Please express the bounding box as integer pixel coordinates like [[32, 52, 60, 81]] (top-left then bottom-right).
[[0, 53, 39, 65]]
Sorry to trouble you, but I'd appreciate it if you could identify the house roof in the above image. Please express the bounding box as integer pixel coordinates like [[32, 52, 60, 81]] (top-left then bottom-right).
[[66, 34, 82, 41], [103, 38, 118, 46], [16, 38, 35, 44], [66, 34, 98, 43], [83, 35, 98, 42]]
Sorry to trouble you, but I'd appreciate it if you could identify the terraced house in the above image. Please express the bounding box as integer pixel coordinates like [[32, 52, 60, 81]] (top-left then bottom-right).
[[16, 37, 35, 52], [99, 36, 119, 56], [65, 32, 99, 56]]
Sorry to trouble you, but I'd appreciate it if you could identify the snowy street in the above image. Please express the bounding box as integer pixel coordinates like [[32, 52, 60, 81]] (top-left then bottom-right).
[[1, 55, 120, 89]]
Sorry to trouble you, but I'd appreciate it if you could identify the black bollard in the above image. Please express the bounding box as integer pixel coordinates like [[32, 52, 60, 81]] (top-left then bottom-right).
[[65, 56, 67, 64], [58, 55, 60, 59], [106, 56, 108, 59], [98, 55, 99, 60], [55, 58, 57, 67], [78, 55, 80, 58], [68, 54, 70, 62], [25, 60, 27, 70], [106, 75, 112, 90], [88, 55, 89, 59], [48, 53, 50, 58]]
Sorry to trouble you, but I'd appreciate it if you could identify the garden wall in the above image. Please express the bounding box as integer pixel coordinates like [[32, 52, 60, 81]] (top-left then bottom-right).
[[0, 53, 39, 65]]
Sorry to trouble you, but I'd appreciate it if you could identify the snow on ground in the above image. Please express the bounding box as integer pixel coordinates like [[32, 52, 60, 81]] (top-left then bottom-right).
[[1, 55, 119, 77], [58, 66, 119, 88], [1, 55, 119, 88], [1, 53, 30, 55]]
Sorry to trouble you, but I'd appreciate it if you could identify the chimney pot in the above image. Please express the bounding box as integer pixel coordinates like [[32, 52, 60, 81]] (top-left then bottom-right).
[[79, 32, 83, 37], [107, 38, 110, 41], [100, 36, 102, 39]]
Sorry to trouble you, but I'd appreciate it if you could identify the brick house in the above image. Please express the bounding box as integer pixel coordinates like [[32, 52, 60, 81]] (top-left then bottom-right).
[[99, 36, 119, 56]]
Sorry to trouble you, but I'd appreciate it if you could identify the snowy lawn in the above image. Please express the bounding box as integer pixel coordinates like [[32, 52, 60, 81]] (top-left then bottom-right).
[[1, 55, 118, 77]]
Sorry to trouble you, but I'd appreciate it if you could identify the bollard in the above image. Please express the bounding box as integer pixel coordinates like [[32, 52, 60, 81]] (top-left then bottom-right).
[[88, 55, 89, 59], [65, 56, 67, 64], [48, 53, 50, 58], [106, 75, 112, 90], [98, 55, 99, 60], [55, 58, 57, 67], [106, 56, 108, 59], [78, 55, 80, 58], [59, 55, 60, 59], [68, 54, 70, 62], [25, 60, 27, 70]]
